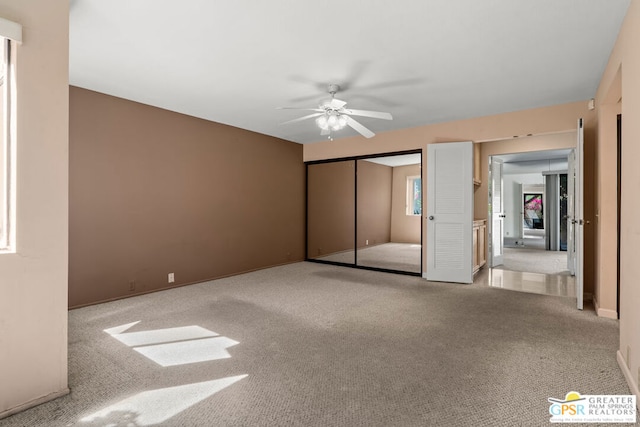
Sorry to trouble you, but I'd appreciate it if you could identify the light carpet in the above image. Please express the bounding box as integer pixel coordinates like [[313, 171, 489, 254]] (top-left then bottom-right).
[[0, 262, 633, 426]]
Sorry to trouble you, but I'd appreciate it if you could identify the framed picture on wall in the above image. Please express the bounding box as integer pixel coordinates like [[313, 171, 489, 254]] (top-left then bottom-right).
[[523, 193, 543, 229]]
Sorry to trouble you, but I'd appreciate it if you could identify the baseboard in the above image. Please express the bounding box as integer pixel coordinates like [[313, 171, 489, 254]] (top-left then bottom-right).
[[70, 259, 304, 309], [617, 350, 640, 410], [593, 295, 618, 319], [0, 388, 69, 420], [504, 237, 524, 247], [597, 308, 618, 319]]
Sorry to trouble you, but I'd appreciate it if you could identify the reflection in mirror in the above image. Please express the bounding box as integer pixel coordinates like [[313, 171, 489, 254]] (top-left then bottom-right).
[[357, 154, 422, 273], [307, 161, 355, 264]]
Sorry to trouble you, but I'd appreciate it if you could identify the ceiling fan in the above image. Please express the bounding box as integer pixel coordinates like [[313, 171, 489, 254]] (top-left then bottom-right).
[[278, 84, 392, 139]]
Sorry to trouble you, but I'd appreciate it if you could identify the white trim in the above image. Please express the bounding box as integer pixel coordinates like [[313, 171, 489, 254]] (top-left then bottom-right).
[[0, 38, 16, 252], [617, 350, 640, 410], [0, 17, 21, 43], [0, 388, 69, 420]]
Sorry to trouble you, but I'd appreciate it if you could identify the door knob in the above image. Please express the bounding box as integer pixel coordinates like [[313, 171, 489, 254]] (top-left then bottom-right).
[[428, 216, 434, 220]]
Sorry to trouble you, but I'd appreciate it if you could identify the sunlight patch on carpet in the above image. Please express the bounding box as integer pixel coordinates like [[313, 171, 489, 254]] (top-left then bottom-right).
[[79, 375, 247, 426], [105, 322, 238, 366]]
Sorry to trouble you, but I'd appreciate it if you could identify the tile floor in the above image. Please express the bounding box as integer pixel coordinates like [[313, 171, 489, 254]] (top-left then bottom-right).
[[475, 267, 577, 298]]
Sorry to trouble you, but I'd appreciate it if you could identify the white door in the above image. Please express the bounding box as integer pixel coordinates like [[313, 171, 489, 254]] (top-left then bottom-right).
[[489, 158, 504, 267], [567, 119, 584, 309], [575, 119, 585, 310], [426, 141, 474, 284]]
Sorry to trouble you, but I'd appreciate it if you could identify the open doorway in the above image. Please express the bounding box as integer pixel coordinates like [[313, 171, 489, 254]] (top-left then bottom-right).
[[480, 129, 585, 306], [490, 149, 572, 277]]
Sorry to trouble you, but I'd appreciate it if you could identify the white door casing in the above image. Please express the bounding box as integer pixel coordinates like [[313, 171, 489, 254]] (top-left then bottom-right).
[[426, 141, 474, 284]]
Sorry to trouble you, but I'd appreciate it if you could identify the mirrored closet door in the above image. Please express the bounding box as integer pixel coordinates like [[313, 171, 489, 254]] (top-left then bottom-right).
[[306, 150, 422, 275]]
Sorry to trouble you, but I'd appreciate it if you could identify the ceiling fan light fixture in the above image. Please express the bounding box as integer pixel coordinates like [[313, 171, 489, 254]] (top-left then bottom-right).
[[316, 115, 329, 130]]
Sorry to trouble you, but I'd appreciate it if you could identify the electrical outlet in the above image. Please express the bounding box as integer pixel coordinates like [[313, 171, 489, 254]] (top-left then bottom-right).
[[128, 280, 136, 291], [366, 240, 369, 245], [168, 273, 175, 283]]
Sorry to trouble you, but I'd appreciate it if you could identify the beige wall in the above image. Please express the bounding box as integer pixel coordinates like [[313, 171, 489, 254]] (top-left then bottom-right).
[[304, 101, 592, 273], [595, 0, 640, 399], [0, 0, 69, 417], [357, 160, 392, 248], [0, 74, 4, 215], [391, 164, 421, 243], [69, 87, 304, 308], [304, 101, 591, 162], [595, 102, 620, 318]]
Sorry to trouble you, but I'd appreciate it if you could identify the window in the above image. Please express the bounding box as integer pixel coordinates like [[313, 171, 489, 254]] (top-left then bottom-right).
[[0, 37, 15, 251], [406, 175, 422, 216]]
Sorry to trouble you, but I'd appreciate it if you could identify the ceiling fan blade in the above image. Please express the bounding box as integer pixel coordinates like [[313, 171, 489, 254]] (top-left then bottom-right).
[[277, 107, 324, 112], [330, 98, 347, 109], [280, 112, 323, 125], [345, 116, 375, 139], [343, 109, 392, 120], [320, 128, 331, 136]]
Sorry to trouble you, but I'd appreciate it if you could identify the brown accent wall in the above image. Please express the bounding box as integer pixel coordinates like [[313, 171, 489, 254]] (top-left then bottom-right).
[[390, 164, 421, 243], [357, 160, 392, 248], [306, 159, 392, 258], [69, 86, 304, 308], [307, 161, 355, 258]]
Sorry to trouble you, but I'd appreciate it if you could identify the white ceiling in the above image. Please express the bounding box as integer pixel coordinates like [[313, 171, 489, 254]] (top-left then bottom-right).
[[69, 0, 630, 144], [365, 154, 422, 167]]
